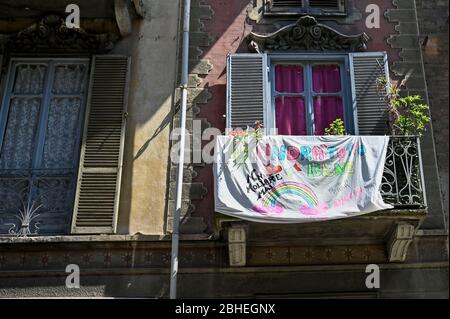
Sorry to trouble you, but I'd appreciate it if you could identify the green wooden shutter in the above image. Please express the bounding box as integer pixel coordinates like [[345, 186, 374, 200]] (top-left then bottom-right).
[[71, 55, 130, 234], [350, 52, 389, 135], [226, 53, 267, 130]]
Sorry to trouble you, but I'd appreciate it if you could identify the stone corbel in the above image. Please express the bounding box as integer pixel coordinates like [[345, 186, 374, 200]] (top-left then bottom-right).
[[114, 0, 146, 37], [228, 223, 247, 267], [131, 0, 146, 18], [387, 222, 416, 262], [114, 0, 133, 37]]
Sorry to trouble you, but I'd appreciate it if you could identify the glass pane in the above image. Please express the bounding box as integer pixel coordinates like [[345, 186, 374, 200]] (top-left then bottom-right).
[[0, 98, 41, 169], [275, 96, 306, 135], [52, 64, 88, 94], [41, 98, 82, 169], [13, 64, 47, 94], [313, 96, 344, 135], [275, 65, 304, 93], [312, 64, 341, 93]]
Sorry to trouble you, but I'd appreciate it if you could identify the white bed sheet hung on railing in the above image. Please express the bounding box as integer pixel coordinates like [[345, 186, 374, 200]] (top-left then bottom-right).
[[214, 135, 393, 223]]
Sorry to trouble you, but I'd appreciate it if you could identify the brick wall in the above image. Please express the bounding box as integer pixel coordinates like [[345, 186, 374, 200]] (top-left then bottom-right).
[[174, 0, 448, 234]]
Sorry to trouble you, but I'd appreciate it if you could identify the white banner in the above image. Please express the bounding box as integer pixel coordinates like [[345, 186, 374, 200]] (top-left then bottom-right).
[[214, 135, 392, 223]]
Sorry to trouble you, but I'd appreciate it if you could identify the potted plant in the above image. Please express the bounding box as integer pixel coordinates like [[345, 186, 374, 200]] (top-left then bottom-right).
[[377, 76, 430, 137]]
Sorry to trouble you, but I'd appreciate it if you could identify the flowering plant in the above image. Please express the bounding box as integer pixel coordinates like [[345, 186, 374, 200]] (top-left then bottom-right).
[[228, 121, 264, 166]]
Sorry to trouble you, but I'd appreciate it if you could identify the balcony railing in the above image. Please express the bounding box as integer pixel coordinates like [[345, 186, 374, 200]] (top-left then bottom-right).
[[381, 136, 427, 208]]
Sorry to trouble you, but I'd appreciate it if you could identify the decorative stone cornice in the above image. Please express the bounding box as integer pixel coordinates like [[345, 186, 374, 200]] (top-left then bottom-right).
[[0, 15, 119, 54], [248, 16, 369, 52]]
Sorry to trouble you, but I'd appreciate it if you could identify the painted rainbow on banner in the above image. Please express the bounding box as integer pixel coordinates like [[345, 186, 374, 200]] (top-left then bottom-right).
[[261, 181, 319, 208]]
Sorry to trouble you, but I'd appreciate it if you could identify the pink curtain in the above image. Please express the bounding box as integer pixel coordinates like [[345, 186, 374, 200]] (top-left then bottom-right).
[[312, 65, 343, 135], [312, 65, 341, 93], [314, 96, 344, 135], [275, 96, 306, 135], [275, 64, 344, 135], [275, 65, 305, 135], [275, 65, 304, 93]]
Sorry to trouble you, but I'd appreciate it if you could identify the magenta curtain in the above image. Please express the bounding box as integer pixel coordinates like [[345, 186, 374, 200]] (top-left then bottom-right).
[[312, 65, 343, 135], [275, 64, 344, 136], [275, 96, 306, 135], [275, 65, 304, 93], [312, 65, 341, 93], [314, 96, 344, 135], [275, 65, 305, 135]]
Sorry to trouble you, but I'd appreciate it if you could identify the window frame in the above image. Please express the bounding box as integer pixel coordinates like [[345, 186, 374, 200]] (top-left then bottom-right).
[[264, 0, 347, 17], [267, 53, 355, 135], [0, 57, 90, 171]]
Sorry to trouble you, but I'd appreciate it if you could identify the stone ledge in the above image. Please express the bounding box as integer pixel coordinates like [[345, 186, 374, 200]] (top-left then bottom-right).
[[0, 261, 446, 277], [415, 229, 449, 237], [0, 233, 212, 244]]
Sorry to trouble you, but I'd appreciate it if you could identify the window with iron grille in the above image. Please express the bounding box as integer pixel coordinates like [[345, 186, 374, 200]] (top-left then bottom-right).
[[0, 55, 130, 236], [265, 0, 346, 16], [0, 58, 89, 235]]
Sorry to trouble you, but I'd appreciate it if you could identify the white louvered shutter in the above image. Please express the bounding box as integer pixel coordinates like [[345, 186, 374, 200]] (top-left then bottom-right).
[[71, 55, 130, 234], [226, 54, 267, 130], [350, 52, 390, 135]]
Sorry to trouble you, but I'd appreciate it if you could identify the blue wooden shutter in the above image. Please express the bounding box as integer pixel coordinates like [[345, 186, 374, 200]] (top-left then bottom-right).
[[226, 54, 268, 130], [71, 56, 130, 234], [349, 52, 389, 135]]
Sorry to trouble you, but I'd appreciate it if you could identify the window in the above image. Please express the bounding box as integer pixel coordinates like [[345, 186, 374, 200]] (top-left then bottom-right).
[[0, 55, 130, 236], [265, 0, 346, 16], [226, 52, 389, 136], [0, 58, 89, 235], [269, 55, 353, 135]]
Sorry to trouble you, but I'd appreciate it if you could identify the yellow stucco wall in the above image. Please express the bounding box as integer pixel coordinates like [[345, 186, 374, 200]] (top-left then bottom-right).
[[112, 1, 180, 235]]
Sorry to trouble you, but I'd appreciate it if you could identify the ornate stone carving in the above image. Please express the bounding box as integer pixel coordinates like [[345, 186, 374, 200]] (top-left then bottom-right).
[[0, 15, 119, 53], [115, 0, 133, 37], [248, 16, 369, 52], [228, 224, 247, 267], [387, 222, 415, 262]]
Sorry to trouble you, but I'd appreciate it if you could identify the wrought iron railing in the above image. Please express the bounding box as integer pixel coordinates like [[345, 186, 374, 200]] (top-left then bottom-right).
[[0, 169, 76, 236], [381, 136, 427, 208]]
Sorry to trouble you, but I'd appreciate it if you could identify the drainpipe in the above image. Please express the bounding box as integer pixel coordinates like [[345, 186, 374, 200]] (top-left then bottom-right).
[[170, 0, 191, 300]]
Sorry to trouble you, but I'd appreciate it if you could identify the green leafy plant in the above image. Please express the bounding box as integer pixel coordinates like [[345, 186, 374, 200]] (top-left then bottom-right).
[[377, 76, 430, 137], [324, 118, 347, 136]]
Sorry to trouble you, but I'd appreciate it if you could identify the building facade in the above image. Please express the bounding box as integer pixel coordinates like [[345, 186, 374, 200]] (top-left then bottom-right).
[[0, 0, 448, 298]]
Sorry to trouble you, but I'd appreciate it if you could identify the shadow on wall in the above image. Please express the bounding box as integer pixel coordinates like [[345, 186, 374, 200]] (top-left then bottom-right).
[[111, 1, 182, 235]]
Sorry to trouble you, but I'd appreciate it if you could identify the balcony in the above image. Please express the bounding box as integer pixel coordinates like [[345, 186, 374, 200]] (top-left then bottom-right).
[[216, 135, 428, 266]]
